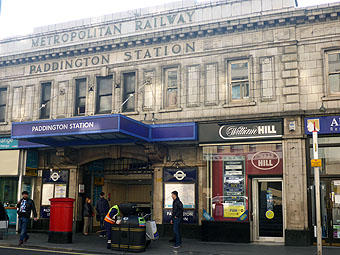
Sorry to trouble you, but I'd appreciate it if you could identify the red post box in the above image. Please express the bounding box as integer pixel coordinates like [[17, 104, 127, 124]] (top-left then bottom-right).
[[48, 198, 75, 243]]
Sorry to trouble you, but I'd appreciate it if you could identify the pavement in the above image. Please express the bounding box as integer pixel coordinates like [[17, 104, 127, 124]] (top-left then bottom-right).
[[0, 230, 340, 255]]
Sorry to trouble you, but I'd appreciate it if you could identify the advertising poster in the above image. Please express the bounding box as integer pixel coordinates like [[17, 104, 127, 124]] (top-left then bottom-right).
[[223, 159, 245, 200], [42, 184, 54, 205], [164, 183, 195, 209], [54, 184, 67, 198], [223, 205, 246, 218], [223, 158, 247, 219]]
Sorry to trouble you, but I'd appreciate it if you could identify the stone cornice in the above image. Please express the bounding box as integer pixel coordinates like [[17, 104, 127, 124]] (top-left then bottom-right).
[[1, 4, 340, 67]]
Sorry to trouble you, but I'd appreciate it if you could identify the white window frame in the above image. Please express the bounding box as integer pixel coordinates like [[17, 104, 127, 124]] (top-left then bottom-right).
[[163, 66, 180, 109], [121, 71, 137, 113], [325, 50, 340, 96], [74, 77, 87, 116], [0, 86, 8, 123], [227, 59, 250, 102]]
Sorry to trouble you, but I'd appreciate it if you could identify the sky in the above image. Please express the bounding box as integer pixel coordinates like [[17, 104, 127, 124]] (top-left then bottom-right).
[[0, 0, 339, 39]]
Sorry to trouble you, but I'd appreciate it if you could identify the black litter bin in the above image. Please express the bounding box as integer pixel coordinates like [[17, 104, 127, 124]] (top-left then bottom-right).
[[119, 203, 137, 216], [111, 203, 146, 253]]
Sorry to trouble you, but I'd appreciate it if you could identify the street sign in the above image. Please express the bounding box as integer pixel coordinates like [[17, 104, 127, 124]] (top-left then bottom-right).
[[311, 159, 322, 168]]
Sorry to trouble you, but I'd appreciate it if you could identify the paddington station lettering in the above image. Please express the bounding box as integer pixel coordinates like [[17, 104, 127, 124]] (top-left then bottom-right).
[[31, 11, 195, 48], [29, 55, 110, 74], [28, 42, 195, 74]]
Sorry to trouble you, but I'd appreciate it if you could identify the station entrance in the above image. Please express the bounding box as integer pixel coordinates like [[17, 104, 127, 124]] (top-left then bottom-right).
[[82, 157, 153, 230]]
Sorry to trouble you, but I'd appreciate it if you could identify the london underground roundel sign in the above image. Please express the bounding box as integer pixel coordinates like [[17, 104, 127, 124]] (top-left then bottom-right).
[[251, 151, 280, 171]]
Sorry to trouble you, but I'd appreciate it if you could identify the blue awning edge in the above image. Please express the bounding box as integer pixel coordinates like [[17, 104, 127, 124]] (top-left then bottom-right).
[[11, 114, 197, 148], [150, 122, 197, 142]]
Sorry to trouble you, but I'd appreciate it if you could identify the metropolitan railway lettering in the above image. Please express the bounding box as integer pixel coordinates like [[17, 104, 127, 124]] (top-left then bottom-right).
[[31, 11, 195, 48], [31, 25, 122, 47]]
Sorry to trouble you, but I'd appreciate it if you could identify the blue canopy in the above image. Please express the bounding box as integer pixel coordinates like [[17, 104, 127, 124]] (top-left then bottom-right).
[[11, 114, 197, 148]]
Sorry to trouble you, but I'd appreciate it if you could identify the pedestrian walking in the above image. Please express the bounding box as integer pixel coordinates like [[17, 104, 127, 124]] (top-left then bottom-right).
[[170, 191, 183, 249], [83, 197, 94, 236], [95, 192, 109, 237], [17, 191, 37, 245], [104, 204, 121, 249]]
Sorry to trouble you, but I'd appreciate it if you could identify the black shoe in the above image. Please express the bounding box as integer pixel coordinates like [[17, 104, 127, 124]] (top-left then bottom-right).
[[107, 243, 111, 249], [169, 239, 175, 242], [24, 236, 29, 242], [18, 240, 23, 246]]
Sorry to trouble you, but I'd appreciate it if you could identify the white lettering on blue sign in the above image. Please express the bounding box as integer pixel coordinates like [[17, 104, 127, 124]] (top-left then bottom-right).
[[31, 122, 95, 133], [330, 118, 340, 127]]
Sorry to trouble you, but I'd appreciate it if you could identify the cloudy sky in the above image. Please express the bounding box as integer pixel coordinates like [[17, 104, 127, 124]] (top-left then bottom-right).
[[0, 0, 339, 39]]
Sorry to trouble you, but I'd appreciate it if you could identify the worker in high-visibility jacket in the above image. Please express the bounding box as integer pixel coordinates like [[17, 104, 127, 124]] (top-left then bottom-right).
[[104, 205, 120, 249]]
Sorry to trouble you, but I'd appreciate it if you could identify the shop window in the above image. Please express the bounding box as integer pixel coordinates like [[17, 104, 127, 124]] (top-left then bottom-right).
[[164, 67, 179, 108], [309, 137, 340, 145], [203, 143, 283, 222], [249, 145, 257, 152], [230, 145, 244, 153], [327, 52, 340, 94], [0, 177, 18, 207], [309, 146, 340, 175], [122, 72, 136, 112], [75, 78, 86, 116], [228, 60, 250, 100], [96, 75, 112, 114], [40, 82, 51, 119], [0, 87, 7, 122]]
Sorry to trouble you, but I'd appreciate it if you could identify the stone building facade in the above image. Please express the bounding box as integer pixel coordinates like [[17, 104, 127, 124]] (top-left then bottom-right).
[[1, 0, 340, 246]]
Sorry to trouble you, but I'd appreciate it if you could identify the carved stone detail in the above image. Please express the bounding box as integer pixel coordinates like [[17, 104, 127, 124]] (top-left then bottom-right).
[[144, 144, 165, 162]]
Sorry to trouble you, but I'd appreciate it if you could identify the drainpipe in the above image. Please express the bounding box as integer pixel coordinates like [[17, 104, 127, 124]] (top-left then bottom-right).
[[16, 150, 27, 232]]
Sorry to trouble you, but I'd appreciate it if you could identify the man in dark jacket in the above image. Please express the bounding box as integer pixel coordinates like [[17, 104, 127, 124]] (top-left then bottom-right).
[[17, 191, 37, 245], [96, 192, 110, 237], [170, 191, 183, 249]]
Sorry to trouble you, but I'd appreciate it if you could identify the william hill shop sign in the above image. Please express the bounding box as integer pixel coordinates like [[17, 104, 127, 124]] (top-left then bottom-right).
[[199, 120, 283, 143]]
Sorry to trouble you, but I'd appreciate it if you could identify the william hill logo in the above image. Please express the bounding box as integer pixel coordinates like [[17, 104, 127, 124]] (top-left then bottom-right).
[[251, 151, 280, 171], [219, 125, 277, 139]]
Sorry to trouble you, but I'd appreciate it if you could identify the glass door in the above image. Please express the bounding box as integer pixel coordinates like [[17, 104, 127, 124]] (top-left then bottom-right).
[[330, 180, 340, 242], [252, 178, 284, 242], [311, 179, 340, 244]]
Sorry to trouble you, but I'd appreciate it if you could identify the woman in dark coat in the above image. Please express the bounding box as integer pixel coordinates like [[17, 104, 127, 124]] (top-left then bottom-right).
[[0, 202, 8, 221], [83, 197, 93, 236], [0, 202, 8, 239]]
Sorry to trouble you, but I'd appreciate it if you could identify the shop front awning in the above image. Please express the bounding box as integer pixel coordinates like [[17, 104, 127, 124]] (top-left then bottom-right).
[[11, 114, 197, 148]]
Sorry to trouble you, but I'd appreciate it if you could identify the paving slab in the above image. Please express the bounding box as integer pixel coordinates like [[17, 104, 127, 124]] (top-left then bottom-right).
[[0, 231, 339, 255]]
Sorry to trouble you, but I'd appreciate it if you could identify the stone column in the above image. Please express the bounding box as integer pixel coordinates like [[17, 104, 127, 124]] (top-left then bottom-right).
[[283, 116, 309, 245], [153, 167, 163, 224]]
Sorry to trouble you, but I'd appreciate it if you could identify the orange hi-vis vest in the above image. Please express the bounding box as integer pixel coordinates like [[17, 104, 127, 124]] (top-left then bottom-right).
[[104, 205, 120, 224]]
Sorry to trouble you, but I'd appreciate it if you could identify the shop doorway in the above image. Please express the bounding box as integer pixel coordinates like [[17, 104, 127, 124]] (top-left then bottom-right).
[[252, 178, 284, 242], [311, 178, 340, 245]]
